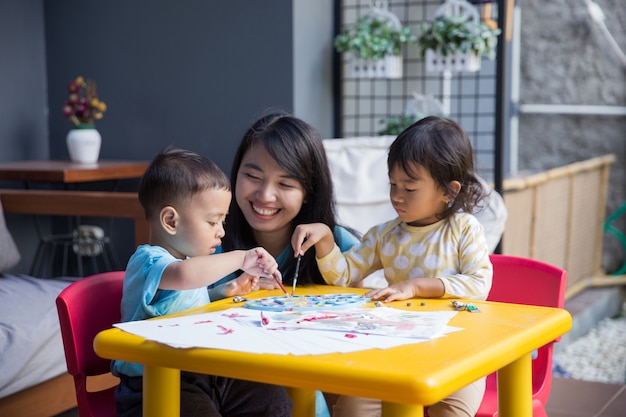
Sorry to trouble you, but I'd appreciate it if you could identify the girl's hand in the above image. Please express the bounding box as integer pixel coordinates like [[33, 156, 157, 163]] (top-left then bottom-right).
[[292, 223, 335, 258], [365, 277, 445, 302], [241, 248, 280, 279], [365, 280, 417, 302]]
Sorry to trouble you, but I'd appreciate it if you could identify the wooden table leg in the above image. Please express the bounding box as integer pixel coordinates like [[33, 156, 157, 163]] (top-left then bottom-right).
[[497, 352, 532, 417], [143, 366, 180, 417]]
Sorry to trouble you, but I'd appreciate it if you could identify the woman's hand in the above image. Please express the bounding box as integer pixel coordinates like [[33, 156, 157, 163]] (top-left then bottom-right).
[[221, 273, 260, 297], [213, 272, 282, 300], [254, 275, 284, 290]]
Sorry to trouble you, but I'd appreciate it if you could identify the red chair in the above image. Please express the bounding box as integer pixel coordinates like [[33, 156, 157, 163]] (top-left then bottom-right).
[[475, 254, 567, 417], [56, 271, 125, 417]]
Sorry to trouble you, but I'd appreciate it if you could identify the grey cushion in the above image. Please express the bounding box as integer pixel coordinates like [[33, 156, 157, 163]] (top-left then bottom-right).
[[0, 200, 21, 273]]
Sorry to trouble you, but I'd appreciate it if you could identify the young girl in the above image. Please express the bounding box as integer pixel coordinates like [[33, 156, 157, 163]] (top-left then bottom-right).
[[293, 116, 493, 417], [207, 111, 360, 417]]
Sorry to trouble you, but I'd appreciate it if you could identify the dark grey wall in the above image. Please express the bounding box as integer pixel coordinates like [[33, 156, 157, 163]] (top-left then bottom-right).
[[0, 1, 48, 162], [44, 0, 294, 175], [1, 0, 306, 275], [0, 1, 49, 274]]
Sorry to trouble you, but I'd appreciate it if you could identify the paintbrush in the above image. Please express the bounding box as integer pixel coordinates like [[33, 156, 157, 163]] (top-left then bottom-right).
[[271, 273, 291, 299], [291, 254, 301, 296]]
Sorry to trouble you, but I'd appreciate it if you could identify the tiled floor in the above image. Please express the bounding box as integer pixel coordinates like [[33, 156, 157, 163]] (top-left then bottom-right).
[[546, 377, 626, 417]]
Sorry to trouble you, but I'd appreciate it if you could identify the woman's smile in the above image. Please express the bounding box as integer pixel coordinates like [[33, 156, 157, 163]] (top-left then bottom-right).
[[251, 203, 280, 217]]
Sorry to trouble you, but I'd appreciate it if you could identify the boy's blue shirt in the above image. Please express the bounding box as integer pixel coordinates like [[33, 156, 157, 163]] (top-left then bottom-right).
[[116, 231, 358, 411], [112, 244, 211, 377]]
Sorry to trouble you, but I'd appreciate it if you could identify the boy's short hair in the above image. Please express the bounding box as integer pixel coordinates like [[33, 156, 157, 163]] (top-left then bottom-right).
[[138, 147, 230, 220]]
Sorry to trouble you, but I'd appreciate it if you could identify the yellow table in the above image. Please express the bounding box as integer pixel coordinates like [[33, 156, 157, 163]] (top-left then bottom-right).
[[94, 286, 572, 417]]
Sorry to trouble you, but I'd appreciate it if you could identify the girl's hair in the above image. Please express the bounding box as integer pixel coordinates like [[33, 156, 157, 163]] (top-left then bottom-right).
[[138, 146, 230, 220], [388, 116, 486, 219], [223, 111, 340, 285]]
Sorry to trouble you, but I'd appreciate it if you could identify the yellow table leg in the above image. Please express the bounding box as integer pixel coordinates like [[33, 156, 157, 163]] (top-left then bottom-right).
[[285, 387, 316, 417], [497, 352, 532, 417], [382, 401, 424, 417], [143, 365, 180, 417]]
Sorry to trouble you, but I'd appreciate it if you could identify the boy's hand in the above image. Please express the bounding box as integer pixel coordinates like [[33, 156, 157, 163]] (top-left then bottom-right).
[[292, 223, 334, 258], [241, 247, 280, 279]]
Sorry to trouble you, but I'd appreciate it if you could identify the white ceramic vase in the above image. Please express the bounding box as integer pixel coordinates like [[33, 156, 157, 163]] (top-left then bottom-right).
[[66, 127, 101, 164]]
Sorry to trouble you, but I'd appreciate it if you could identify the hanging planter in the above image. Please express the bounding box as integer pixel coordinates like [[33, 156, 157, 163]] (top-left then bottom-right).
[[349, 55, 403, 79], [334, 6, 415, 79], [425, 49, 481, 72], [417, 0, 500, 73]]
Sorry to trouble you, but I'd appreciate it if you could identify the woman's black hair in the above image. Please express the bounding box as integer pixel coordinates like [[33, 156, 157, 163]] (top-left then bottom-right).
[[388, 116, 486, 219], [222, 110, 345, 285]]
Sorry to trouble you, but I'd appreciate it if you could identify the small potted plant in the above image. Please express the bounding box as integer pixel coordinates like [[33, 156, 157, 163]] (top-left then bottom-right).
[[63, 76, 107, 164], [377, 114, 422, 136], [417, 14, 500, 72], [63, 76, 107, 128], [378, 93, 447, 135], [334, 10, 416, 79]]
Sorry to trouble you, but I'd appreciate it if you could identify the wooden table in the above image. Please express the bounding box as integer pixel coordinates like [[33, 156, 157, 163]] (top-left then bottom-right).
[[0, 160, 149, 184], [94, 286, 572, 417], [0, 160, 149, 276]]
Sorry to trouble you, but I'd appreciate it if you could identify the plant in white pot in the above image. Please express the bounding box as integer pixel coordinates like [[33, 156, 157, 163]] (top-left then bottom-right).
[[63, 76, 107, 164], [378, 93, 447, 135], [377, 114, 422, 136], [334, 8, 416, 79], [417, 10, 500, 72]]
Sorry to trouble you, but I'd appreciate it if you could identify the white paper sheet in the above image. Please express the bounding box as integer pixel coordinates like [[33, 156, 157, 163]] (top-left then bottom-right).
[[114, 307, 460, 355]]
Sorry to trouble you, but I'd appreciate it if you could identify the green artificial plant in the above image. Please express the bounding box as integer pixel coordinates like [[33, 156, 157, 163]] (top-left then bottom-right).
[[334, 14, 416, 61], [417, 15, 500, 59]]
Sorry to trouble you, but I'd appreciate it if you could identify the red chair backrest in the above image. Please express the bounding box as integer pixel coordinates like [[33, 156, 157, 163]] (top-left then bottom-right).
[[476, 254, 568, 417], [487, 254, 567, 310], [56, 271, 124, 417]]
